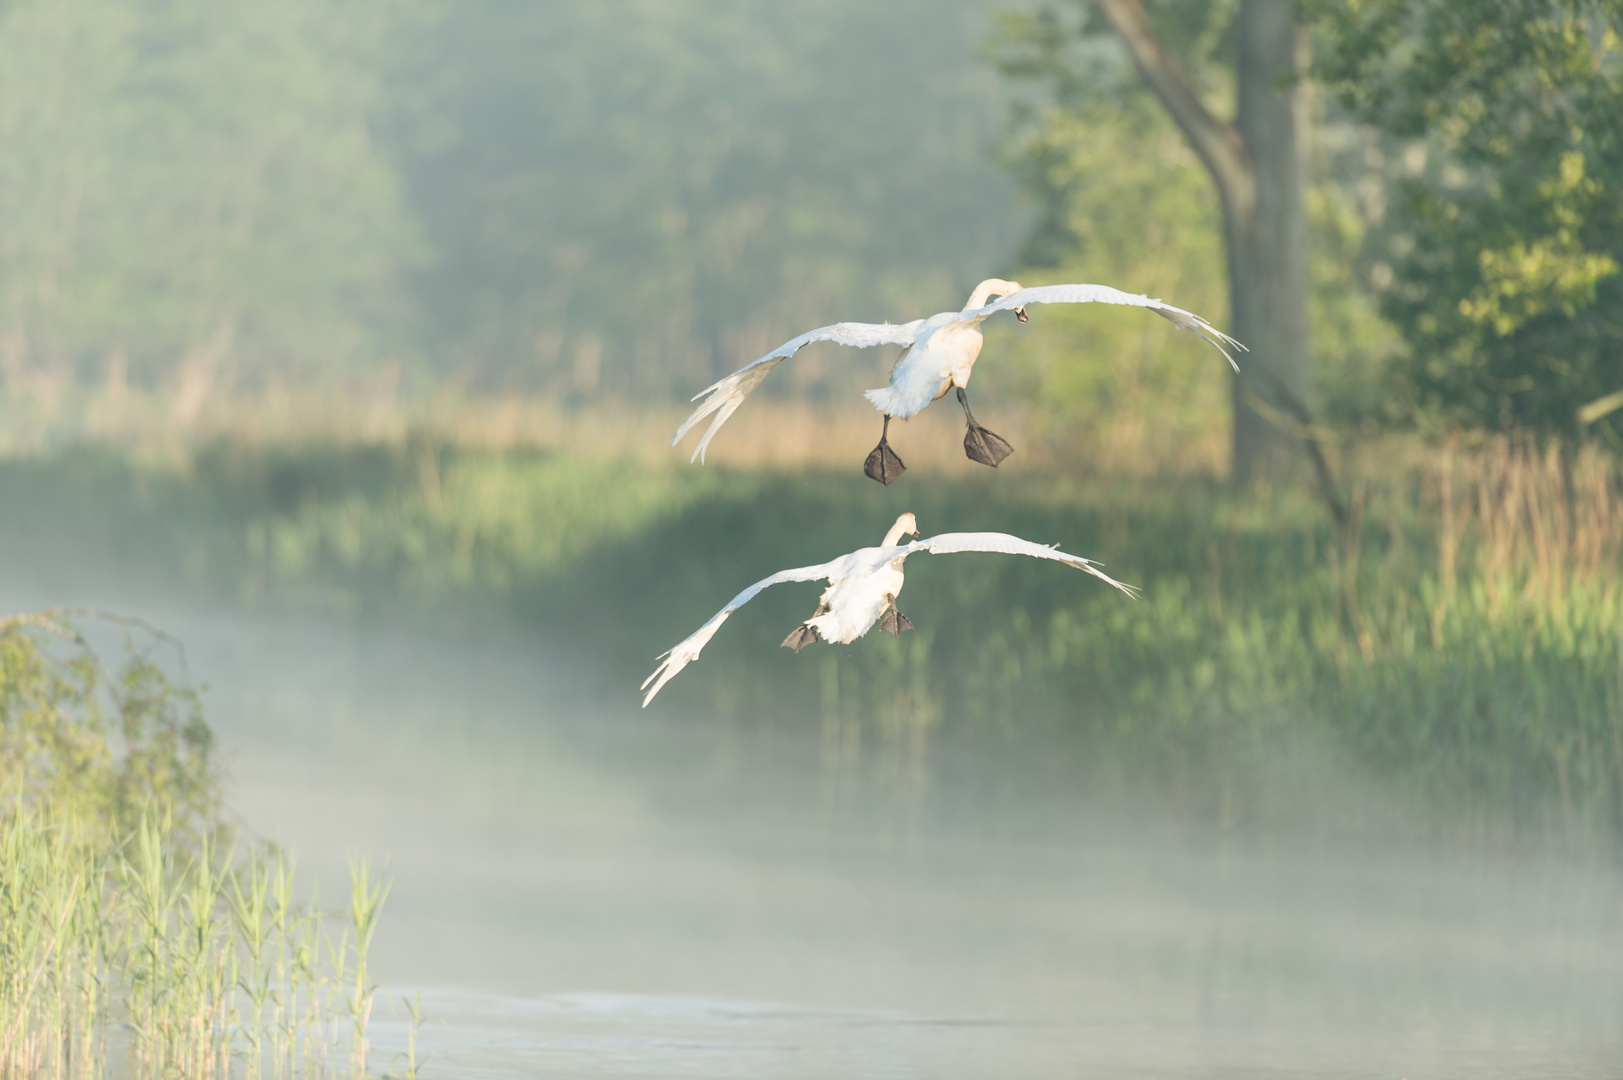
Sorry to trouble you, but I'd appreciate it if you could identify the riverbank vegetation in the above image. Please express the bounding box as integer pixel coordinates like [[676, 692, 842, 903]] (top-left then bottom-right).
[[3, 431, 1618, 844], [0, 616, 400, 1079]]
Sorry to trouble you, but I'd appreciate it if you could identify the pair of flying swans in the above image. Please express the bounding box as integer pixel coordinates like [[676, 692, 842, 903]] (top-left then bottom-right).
[[672, 278, 1243, 484], [641, 512, 1136, 707]]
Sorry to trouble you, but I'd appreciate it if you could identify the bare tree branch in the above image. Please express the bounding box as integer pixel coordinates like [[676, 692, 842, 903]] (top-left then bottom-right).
[[1092, 0, 1256, 223]]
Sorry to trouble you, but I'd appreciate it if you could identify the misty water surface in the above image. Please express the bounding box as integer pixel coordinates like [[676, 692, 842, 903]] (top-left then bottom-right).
[[8, 580, 1619, 1079]]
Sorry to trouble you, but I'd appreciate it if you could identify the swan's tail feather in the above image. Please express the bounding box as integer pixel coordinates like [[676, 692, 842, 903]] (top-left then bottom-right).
[[862, 385, 899, 414], [863, 379, 936, 419]]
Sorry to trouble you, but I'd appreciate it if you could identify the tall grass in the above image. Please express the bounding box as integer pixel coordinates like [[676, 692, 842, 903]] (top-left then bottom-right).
[[1, 810, 392, 1079], [0, 620, 394, 1079], [1, 430, 1619, 840], [983, 438, 1623, 838]]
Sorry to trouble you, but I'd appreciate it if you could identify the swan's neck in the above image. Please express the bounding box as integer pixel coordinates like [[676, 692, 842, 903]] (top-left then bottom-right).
[[962, 278, 1021, 311], [881, 520, 914, 546]]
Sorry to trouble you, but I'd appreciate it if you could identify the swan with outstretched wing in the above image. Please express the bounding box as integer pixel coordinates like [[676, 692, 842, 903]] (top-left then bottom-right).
[[672, 278, 1243, 485], [640, 512, 1135, 707]]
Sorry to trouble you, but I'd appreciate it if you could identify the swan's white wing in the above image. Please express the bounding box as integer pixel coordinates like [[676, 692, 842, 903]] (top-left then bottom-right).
[[641, 559, 840, 707], [904, 531, 1137, 597], [964, 283, 1245, 371], [672, 319, 927, 462]]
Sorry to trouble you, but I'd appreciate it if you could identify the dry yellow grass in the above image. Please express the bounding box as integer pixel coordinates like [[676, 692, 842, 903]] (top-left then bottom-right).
[[1, 381, 1237, 478]]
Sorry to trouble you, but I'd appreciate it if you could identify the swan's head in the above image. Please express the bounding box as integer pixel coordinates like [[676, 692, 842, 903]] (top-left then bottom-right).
[[967, 278, 1026, 321], [882, 512, 921, 546], [1003, 278, 1028, 321]]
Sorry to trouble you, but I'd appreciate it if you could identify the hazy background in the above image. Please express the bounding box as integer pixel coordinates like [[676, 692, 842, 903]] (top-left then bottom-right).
[[3, 1, 1623, 1076], [0, 0, 1021, 410]]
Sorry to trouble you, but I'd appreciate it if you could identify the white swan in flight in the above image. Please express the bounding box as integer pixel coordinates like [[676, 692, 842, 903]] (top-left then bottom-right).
[[640, 512, 1135, 707], [671, 278, 1243, 484]]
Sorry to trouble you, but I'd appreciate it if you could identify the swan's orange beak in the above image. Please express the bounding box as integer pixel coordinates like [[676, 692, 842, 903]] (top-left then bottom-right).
[[1015, 307, 1029, 322]]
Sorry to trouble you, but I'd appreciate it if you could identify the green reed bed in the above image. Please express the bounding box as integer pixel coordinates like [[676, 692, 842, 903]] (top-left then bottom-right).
[[728, 441, 1623, 838], [0, 619, 404, 1080], [1, 435, 1620, 839], [2, 814, 398, 1079]]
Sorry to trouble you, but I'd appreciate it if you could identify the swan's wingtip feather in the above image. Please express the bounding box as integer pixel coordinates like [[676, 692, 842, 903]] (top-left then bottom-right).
[[640, 663, 664, 691]]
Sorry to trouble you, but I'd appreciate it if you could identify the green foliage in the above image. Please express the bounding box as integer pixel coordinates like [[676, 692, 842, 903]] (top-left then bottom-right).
[[204, 443, 761, 606], [989, 5, 1230, 446], [3, 441, 1618, 840], [0, 0, 1017, 400], [1, 812, 390, 1078], [0, 0, 419, 390], [0, 613, 391, 1077], [989, 1, 1400, 442], [617, 448, 1622, 838], [1310, 0, 1623, 434], [0, 616, 217, 844], [388, 0, 1017, 395]]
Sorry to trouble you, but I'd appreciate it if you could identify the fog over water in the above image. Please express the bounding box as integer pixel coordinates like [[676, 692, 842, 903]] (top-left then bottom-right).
[[12, 580, 1620, 1078], [3, 0, 1619, 1074]]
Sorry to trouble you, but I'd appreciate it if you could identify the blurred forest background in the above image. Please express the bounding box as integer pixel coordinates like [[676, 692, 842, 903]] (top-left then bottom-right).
[[0, 0, 1020, 436], [0, 0, 1617, 451], [3, 0, 1623, 842]]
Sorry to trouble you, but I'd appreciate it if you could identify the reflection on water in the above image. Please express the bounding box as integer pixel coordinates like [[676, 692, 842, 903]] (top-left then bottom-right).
[[12, 594, 1623, 1078]]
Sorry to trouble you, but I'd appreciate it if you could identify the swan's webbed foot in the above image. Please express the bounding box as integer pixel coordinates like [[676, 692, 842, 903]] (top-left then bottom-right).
[[878, 605, 914, 637], [963, 423, 1014, 468], [781, 624, 821, 652], [865, 442, 907, 485], [864, 414, 907, 485], [956, 387, 1013, 468]]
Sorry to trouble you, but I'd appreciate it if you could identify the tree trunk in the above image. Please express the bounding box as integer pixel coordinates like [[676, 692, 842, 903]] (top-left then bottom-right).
[[1229, 0, 1313, 483], [1093, 0, 1314, 483]]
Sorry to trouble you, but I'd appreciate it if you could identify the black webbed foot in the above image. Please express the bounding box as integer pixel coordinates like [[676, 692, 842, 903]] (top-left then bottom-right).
[[781, 624, 821, 652], [865, 443, 907, 485], [863, 414, 907, 485], [956, 386, 1013, 468], [878, 608, 914, 637], [963, 422, 1014, 468]]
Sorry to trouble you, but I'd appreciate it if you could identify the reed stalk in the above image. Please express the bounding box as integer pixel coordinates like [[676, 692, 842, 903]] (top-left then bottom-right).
[[0, 803, 395, 1080]]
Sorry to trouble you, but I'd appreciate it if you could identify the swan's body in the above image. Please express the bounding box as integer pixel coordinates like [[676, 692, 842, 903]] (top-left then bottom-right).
[[861, 279, 1018, 420], [671, 278, 1243, 481], [640, 512, 1135, 707]]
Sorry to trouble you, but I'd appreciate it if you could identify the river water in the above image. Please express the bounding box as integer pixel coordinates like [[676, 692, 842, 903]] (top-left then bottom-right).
[[15, 596, 1623, 1078]]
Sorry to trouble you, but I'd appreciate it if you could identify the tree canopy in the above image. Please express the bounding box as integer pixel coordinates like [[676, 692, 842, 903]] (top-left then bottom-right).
[[1311, 0, 1623, 437], [990, 0, 1394, 466], [0, 0, 418, 398], [0, 0, 1019, 405], [1, 0, 1616, 445]]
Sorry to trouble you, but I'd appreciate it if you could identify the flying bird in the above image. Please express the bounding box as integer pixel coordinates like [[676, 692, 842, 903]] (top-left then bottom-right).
[[671, 278, 1244, 485], [640, 512, 1135, 707]]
